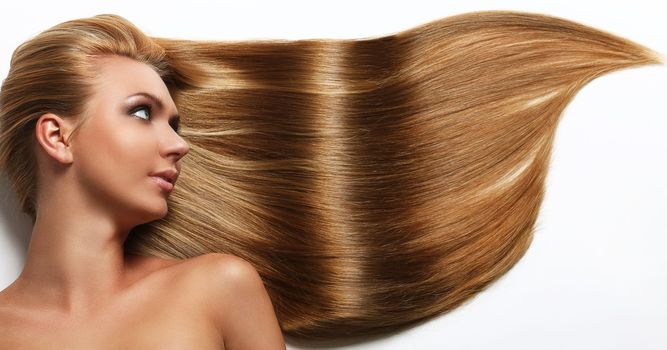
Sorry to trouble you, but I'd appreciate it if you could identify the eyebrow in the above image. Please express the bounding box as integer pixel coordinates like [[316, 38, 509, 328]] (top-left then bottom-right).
[[127, 92, 180, 123]]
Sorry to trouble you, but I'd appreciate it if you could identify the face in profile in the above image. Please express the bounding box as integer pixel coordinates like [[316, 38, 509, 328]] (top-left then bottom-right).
[[70, 55, 189, 224]]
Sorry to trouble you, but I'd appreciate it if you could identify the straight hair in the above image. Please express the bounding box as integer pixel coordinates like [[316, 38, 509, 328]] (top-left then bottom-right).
[[1, 10, 661, 340]]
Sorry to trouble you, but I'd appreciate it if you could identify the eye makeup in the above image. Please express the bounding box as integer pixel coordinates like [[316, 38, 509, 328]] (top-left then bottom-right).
[[125, 93, 181, 134], [129, 104, 152, 120]]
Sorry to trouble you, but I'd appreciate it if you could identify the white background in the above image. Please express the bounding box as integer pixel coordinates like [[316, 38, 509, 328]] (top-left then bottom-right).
[[1, 1, 665, 349]]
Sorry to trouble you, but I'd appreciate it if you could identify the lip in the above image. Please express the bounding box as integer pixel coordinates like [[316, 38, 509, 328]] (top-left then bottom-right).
[[148, 168, 178, 193], [150, 176, 174, 193], [149, 169, 178, 184]]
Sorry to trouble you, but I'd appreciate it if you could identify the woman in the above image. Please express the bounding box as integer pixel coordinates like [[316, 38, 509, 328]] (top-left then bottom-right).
[[0, 15, 285, 349], [1, 11, 662, 344]]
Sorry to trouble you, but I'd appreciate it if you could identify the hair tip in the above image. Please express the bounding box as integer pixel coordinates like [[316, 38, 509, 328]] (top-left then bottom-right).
[[646, 49, 665, 65]]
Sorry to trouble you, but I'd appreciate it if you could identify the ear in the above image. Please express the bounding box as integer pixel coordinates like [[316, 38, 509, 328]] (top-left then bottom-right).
[[34, 113, 75, 165]]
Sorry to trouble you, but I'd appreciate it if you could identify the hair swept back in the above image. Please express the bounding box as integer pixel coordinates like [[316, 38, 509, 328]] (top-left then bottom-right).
[[0, 14, 169, 217], [0, 10, 662, 340]]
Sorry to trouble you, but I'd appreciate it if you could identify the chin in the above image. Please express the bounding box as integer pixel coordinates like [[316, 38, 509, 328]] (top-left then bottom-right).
[[154, 202, 170, 219], [140, 200, 170, 223]]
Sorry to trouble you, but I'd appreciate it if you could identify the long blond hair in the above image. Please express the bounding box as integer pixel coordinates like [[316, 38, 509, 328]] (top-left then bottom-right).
[[0, 10, 661, 340]]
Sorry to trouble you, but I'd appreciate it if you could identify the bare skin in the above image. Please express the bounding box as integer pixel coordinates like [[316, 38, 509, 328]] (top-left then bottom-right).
[[0, 55, 285, 349]]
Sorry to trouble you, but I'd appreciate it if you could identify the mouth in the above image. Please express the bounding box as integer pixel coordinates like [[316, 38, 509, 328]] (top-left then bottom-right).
[[148, 168, 179, 193], [150, 176, 174, 193]]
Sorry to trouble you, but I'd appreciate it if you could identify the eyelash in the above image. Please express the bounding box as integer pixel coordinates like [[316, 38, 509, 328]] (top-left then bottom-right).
[[130, 104, 152, 121], [130, 104, 181, 134]]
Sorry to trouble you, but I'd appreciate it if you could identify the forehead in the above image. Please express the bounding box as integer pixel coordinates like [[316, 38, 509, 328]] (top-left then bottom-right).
[[89, 55, 176, 111]]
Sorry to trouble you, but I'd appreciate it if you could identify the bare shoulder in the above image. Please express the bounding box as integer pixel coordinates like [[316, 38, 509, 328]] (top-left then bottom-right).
[[168, 253, 254, 283], [0, 288, 17, 341], [119, 253, 285, 348], [190, 253, 286, 350], [170, 252, 265, 310], [0, 287, 14, 321], [198, 253, 262, 285], [123, 252, 258, 299], [188, 253, 269, 311]]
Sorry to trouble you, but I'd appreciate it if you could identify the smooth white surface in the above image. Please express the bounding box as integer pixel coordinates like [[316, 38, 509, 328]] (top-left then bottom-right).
[[1, 1, 665, 349]]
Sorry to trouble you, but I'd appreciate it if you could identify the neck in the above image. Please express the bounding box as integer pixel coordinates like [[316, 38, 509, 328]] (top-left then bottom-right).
[[14, 197, 140, 317]]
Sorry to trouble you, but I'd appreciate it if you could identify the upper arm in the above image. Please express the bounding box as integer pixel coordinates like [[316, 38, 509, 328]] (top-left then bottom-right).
[[204, 253, 285, 350]]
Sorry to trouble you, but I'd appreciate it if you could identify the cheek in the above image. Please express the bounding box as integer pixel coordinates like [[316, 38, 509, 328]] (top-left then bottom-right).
[[107, 127, 154, 165], [76, 123, 157, 189]]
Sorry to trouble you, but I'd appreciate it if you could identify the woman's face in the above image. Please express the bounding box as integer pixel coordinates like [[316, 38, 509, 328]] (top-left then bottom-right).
[[71, 55, 189, 224]]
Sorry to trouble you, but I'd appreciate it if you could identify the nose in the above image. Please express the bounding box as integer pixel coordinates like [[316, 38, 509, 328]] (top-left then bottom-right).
[[161, 126, 190, 162]]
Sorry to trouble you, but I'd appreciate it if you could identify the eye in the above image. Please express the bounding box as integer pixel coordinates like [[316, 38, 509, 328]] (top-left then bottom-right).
[[130, 105, 151, 121]]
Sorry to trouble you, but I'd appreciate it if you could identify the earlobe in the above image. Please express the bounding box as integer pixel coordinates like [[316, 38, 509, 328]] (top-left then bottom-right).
[[35, 113, 74, 165]]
